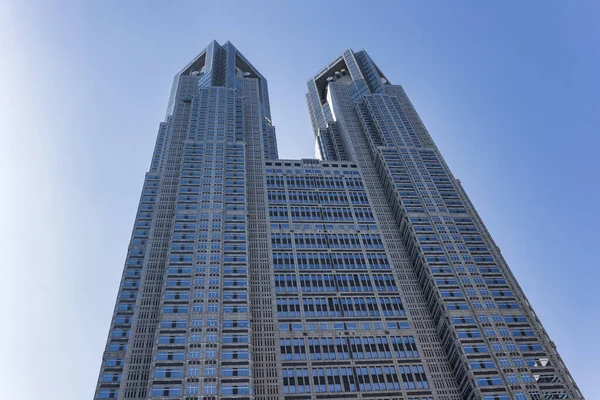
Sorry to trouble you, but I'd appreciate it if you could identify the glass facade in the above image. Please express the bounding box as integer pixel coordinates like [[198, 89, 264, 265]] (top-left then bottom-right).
[[94, 41, 583, 400]]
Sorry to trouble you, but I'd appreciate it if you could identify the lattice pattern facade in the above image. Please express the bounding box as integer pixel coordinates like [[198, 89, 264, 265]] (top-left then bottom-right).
[[94, 41, 583, 400]]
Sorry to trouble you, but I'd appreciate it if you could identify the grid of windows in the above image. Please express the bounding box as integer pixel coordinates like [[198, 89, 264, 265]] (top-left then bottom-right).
[[95, 41, 583, 400]]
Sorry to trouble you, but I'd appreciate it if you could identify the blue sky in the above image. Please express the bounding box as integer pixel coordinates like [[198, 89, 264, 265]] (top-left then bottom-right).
[[0, 1, 598, 398]]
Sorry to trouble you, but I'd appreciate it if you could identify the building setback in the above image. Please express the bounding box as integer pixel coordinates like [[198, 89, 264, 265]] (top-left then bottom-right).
[[94, 41, 583, 400]]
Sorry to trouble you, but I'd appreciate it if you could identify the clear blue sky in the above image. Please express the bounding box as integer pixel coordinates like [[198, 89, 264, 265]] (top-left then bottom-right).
[[1, 1, 598, 398]]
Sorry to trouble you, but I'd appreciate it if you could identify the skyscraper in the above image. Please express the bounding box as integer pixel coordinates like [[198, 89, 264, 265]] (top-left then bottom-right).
[[94, 41, 583, 400]]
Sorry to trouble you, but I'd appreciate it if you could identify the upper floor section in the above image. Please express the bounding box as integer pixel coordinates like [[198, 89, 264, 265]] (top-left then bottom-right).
[[306, 48, 390, 146], [167, 40, 272, 124]]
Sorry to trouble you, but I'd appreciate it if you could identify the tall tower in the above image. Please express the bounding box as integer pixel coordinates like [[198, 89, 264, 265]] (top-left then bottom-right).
[[94, 42, 583, 400]]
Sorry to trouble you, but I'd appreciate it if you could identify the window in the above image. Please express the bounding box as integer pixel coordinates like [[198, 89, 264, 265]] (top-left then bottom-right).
[[156, 351, 184, 361], [105, 358, 123, 367], [151, 386, 182, 397], [186, 385, 199, 395], [154, 368, 183, 379], [464, 345, 488, 354], [498, 358, 510, 367], [476, 376, 502, 386], [203, 384, 216, 395], [521, 374, 534, 383], [223, 368, 249, 377], [206, 333, 218, 342], [97, 389, 117, 399], [470, 359, 495, 369], [513, 358, 525, 367], [222, 385, 251, 395], [205, 350, 217, 359]]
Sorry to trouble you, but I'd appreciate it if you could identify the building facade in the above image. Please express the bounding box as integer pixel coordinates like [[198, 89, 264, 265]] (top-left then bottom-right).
[[94, 41, 583, 400]]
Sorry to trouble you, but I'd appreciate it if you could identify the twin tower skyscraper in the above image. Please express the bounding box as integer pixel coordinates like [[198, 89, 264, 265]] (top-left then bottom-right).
[[94, 41, 582, 400]]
